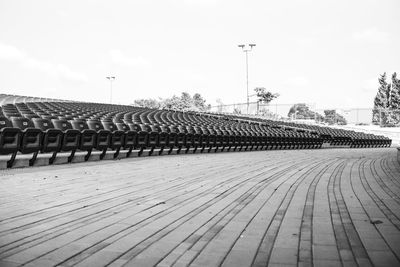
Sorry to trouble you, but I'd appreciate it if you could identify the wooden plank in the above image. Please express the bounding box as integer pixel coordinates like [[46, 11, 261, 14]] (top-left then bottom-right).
[[0, 148, 399, 267]]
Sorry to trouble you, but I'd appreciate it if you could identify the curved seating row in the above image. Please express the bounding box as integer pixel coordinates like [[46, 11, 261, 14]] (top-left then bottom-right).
[[0, 98, 392, 168], [0, 115, 322, 168]]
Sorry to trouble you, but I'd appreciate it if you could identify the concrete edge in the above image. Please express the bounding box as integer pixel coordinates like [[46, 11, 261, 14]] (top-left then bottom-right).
[[0, 146, 396, 171]]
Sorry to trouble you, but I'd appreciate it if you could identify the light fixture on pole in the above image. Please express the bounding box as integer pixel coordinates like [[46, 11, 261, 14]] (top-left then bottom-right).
[[238, 43, 256, 114], [106, 76, 116, 104]]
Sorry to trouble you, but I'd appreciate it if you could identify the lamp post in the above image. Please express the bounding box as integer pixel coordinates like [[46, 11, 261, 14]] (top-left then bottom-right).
[[106, 76, 115, 104], [238, 43, 256, 114]]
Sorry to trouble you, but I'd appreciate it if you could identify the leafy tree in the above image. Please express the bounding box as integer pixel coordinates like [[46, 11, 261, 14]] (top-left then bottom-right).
[[254, 87, 279, 104], [372, 73, 391, 125], [324, 110, 347, 125], [372, 72, 400, 126], [389, 72, 400, 123], [162, 95, 185, 110], [132, 98, 162, 109], [287, 103, 323, 120], [192, 93, 211, 111], [133, 92, 211, 112]]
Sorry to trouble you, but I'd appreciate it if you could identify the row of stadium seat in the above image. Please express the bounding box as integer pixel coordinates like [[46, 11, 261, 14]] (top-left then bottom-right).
[[0, 115, 323, 168], [0, 98, 392, 168], [222, 114, 392, 148]]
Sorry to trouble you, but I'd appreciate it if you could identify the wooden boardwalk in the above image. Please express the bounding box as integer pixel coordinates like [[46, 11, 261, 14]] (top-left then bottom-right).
[[0, 148, 399, 267]]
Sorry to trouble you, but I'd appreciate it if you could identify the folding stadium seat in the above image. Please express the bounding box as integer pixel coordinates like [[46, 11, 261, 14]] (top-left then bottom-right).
[[176, 125, 194, 153], [217, 126, 230, 152], [237, 127, 250, 151], [267, 132, 277, 150], [32, 118, 63, 164], [52, 119, 80, 162], [70, 120, 97, 161], [195, 126, 209, 153], [139, 124, 159, 156], [116, 122, 137, 157], [127, 123, 148, 156], [102, 121, 125, 158], [151, 124, 169, 155], [219, 126, 234, 151], [252, 131, 264, 150], [229, 126, 244, 151], [0, 116, 21, 168], [86, 120, 111, 160], [168, 125, 186, 154], [247, 129, 259, 151], [177, 126, 193, 154], [11, 117, 43, 166], [186, 126, 202, 153], [207, 127, 222, 153], [256, 127, 268, 150]]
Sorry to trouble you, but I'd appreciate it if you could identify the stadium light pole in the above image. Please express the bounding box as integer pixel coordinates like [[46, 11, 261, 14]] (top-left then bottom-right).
[[238, 43, 256, 114], [106, 76, 116, 104]]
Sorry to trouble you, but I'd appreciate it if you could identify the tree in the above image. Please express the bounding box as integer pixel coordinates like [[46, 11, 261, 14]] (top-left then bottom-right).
[[324, 110, 347, 125], [133, 92, 211, 112], [162, 95, 185, 110], [192, 93, 211, 111], [287, 103, 323, 120], [390, 73, 400, 123], [254, 87, 279, 104], [372, 72, 400, 126], [373, 73, 389, 124], [132, 98, 162, 109]]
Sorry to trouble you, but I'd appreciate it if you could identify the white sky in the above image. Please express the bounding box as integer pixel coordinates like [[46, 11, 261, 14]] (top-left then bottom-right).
[[0, 0, 399, 109]]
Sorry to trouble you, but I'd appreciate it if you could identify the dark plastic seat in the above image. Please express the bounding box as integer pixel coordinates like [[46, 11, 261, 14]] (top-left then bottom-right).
[[116, 122, 137, 157], [200, 126, 214, 153], [52, 119, 80, 162], [128, 123, 148, 156], [70, 120, 97, 161], [0, 116, 21, 168], [86, 120, 111, 160], [168, 125, 185, 154], [151, 125, 169, 155], [11, 117, 43, 166], [32, 118, 63, 164], [140, 124, 159, 156], [102, 121, 125, 158]]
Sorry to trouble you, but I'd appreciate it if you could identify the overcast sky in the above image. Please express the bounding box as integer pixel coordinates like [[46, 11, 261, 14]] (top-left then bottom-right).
[[0, 0, 399, 109]]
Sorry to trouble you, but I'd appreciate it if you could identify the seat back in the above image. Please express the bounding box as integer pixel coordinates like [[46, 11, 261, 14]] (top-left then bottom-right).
[[116, 122, 130, 132], [102, 121, 118, 132], [87, 120, 105, 131], [127, 123, 142, 132], [0, 116, 13, 129], [11, 117, 35, 130], [52, 119, 80, 151], [0, 116, 21, 155], [70, 120, 90, 131], [32, 118, 54, 131], [32, 118, 62, 152], [52, 119, 73, 131], [11, 117, 42, 153]]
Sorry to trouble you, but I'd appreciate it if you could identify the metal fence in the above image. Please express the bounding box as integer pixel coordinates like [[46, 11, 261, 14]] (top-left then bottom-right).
[[210, 102, 400, 126], [210, 102, 316, 120]]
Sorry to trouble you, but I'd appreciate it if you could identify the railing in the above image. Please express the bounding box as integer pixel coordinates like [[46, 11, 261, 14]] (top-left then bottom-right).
[[210, 102, 400, 127]]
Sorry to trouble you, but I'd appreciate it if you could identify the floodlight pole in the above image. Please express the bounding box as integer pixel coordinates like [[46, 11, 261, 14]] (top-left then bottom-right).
[[238, 43, 256, 114], [106, 76, 116, 104]]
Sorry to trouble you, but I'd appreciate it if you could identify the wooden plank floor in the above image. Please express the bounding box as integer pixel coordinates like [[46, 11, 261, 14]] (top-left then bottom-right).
[[0, 148, 399, 267]]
